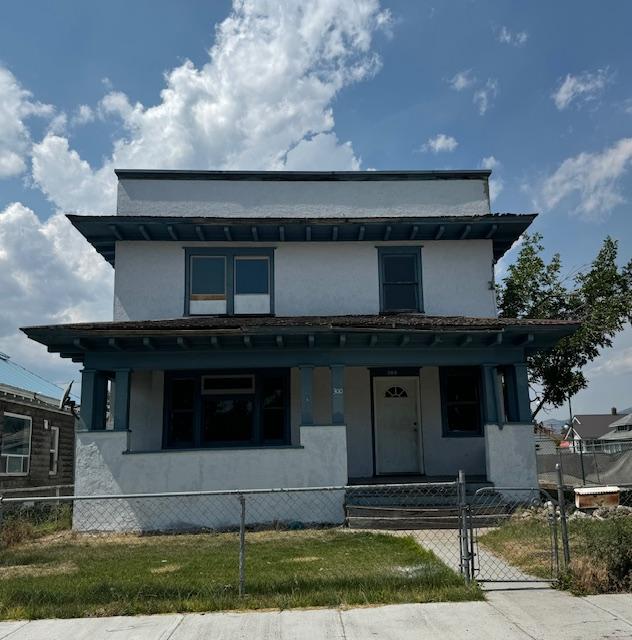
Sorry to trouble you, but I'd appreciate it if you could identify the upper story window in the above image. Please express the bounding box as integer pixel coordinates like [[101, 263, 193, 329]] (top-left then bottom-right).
[[378, 247, 423, 313], [186, 248, 274, 316]]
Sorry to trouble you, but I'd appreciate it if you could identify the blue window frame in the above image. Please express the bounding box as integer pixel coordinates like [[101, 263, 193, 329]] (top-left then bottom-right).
[[377, 247, 423, 313], [440, 367, 484, 437], [185, 248, 275, 316], [163, 369, 290, 449]]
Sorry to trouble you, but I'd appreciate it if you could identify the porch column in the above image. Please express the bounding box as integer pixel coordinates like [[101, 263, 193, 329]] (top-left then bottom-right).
[[299, 365, 314, 425], [113, 368, 131, 431], [480, 364, 500, 425], [512, 363, 532, 423], [330, 364, 345, 425], [79, 368, 108, 431]]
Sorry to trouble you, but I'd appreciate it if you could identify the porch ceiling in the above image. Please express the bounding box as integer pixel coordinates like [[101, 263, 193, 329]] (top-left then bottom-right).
[[22, 314, 579, 364], [67, 213, 536, 266]]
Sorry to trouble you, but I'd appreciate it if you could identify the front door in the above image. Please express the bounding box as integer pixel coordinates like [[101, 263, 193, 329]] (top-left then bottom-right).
[[373, 376, 422, 474]]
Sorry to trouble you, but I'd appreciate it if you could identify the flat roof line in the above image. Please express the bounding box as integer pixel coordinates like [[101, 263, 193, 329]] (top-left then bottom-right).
[[114, 169, 492, 182]]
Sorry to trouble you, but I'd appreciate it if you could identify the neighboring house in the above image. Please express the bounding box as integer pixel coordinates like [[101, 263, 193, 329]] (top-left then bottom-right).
[[598, 412, 632, 453], [563, 409, 629, 453], [22, 169, 578, 529], [0, 352, 75, 492]]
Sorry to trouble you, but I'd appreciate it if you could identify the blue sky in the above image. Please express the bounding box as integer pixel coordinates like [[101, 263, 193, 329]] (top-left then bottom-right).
[[0, 0, 630, 419]]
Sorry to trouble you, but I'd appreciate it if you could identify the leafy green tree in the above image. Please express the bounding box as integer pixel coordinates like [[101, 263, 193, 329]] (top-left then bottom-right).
[[497, 233, 632, 418]]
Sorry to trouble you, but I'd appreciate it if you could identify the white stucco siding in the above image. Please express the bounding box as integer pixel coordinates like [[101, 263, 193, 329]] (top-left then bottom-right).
[[114, 241, 184, 320], [289, 367, 372, 478], [117, 178, 490, 218], [484, 423, 538, 488], [128, 371, 164, 451], [275, 244, 379, 316], [344, 368, 373, 478], [419, 367, 486, 476], [113, 240, 495, 321], [421, 240, 496, 317]]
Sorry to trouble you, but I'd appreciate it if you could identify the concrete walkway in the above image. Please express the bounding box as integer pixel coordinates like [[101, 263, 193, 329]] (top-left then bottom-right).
[[1, 589, 631, 639]]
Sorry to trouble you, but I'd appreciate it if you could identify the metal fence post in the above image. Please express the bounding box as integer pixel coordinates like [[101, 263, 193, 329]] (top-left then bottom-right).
[[547, 500, 560, 579], [238, 494, 246, 597], [555, 463, 571, 568], [457, 470, 471, 583]]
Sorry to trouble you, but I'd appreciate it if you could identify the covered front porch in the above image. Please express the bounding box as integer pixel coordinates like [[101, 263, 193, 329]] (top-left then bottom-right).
[[23, 314, 578, 502]]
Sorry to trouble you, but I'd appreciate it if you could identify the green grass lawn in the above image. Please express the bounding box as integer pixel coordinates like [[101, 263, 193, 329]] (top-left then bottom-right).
[[0, 529, 481, 620]]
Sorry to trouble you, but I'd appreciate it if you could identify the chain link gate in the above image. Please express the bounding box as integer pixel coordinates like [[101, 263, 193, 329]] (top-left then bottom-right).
[[457, 481, 566, 583]]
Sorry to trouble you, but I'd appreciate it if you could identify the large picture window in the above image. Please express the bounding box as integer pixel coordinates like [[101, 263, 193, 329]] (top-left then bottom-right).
[[164, 370, 289, 449], [0, 412, 32, 475], [378, 247, 422, 313], [440, 367, 483, 436], [186, 249, 273, 316]]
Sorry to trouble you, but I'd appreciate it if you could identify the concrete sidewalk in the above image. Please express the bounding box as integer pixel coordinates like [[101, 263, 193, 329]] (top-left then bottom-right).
[[1, 589, 631, 639]]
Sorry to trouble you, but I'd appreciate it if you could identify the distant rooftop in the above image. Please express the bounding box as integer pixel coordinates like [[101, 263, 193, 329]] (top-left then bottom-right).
[[0, 352, 73, 405], [115, 169, 492, 182]]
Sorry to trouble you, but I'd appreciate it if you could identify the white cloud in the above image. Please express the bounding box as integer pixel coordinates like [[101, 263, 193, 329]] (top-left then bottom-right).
[[589, 347, 632, 377], [481, 155, 503, 201], [31, 0, 390, 214], [283, 133, 360, 170], [1, 0, 391, 385], [32, 134, 117, 212], [0, 202, 112, 381], [72, 105, 95, 126], [422, 133, 458, 153], [448, 70, 476, 91], [552, 68, 611, 110], [496, 26, 528, 47], [541, 138, 632, 218], [473, 78, 499, 115], [0, 66, 53, 178]]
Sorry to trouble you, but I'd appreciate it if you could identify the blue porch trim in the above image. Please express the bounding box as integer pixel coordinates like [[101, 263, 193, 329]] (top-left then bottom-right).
[[79, 369, 108, 431], [83, 346, 526, 371]]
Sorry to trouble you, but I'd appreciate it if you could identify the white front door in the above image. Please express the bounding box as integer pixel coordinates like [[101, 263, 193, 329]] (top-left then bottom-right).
[[373, 376, 423, 474]]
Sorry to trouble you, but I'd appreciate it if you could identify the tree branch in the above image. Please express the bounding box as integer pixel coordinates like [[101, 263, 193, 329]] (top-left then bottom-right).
[[531, 395, 548, 421]]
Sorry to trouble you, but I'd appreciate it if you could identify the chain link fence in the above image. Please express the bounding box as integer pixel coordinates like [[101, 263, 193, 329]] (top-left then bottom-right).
[[9, 469, 628, 616], [537, 437, 632, 488], [0, 480, 482, 618]]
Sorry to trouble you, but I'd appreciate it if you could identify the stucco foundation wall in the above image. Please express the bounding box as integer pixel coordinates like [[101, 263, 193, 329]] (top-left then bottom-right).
[[113, 240, 496, 321], [419, 367, 486, 476], [484, 423, 538, 488], [117, 178, 490, 218], [73, 426, 347, 531]]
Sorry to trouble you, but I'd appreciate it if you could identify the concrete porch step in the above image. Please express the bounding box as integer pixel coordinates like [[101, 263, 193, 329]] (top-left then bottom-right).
[[346, 505, 509, 518], [345, 482, 495, 507], [345, 503, 511, 530]]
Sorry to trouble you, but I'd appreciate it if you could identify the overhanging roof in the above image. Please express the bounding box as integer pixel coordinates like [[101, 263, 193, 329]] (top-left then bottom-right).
[[67, 213, 536, 266], [115, 169, 491, 181], [22, 314, 579, 364]]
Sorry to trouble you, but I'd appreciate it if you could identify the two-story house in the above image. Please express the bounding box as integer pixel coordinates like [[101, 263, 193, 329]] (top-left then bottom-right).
[[23, 169, 578, 530]]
